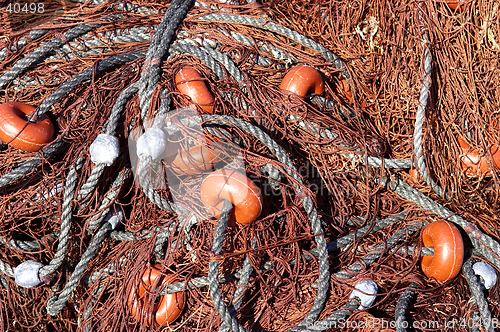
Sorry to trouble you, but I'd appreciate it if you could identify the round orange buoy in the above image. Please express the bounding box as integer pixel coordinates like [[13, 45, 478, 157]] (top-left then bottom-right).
[[421, 220, 464, 282], [201, 169, 263, 225], [0, 102, 54, 152], [457, 136, 500, 176], [128, 265, 185, 326], [170, 144, 222, 175], [279, 65, 324, 98], [446, 0, 465, 11], [408, 168, 423, 185], [175, 67, 214, 113]]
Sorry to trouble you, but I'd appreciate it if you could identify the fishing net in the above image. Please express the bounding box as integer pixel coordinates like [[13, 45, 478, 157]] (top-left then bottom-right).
[[0, 0, 499, 331]]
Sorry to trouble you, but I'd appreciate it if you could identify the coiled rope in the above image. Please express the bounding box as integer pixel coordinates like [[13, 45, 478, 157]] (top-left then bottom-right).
[[0, 1, 498, 331]]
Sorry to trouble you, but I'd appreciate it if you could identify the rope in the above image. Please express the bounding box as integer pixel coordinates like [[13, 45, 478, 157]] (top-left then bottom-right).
[[305, 299, 360, 331], [378, 176, 500, 270], [395, 282, 418, 332], [39, 157, 83, 278], [413, 4, 445, 198], [0, 29, 49, 62], [2, 3, 500, 331], [137, 0, 194, 120], [208, 200, 247, 332], [78, 83, 139, 202], [462, 259, 494, 332], [334, 222, 423, 279], [0, 15, 122, 91], [46, 222, 112, 316]]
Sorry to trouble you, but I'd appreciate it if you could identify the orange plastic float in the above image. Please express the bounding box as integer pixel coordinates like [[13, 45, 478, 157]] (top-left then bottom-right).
[[339, 79, 354, 103], [457, 135, 500, 177], [279, 65, 324, 98], [170, 144, 222, 175], [175, 67, 215, 113], [407, 168, 422, 185], [420, 220, 464, 282], [127, 265, 185, 327], [0, 102, 54, 152], [446, 0, 465, 11], [201, 169, 263, 225]]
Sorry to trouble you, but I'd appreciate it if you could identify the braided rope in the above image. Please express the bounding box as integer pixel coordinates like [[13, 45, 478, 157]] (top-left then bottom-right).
[[1, 3, 500, 331], [395, 282, 418, 332], [462, 259, 494, 332], [378, 176, 500, 269], [46, 222, 112, 316], [137, 0, 194, 120], [38, 158, 83, 278], [413, 4, 445, 198]]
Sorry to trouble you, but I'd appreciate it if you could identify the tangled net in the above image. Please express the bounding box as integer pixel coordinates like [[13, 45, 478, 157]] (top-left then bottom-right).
[[0, 0, 499, 331]]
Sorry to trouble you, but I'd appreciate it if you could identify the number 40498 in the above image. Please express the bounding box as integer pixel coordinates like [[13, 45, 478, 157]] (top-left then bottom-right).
[[5, 2, 45, 14]]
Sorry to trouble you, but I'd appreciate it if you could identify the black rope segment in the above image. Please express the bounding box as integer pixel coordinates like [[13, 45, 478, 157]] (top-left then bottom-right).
[[138, 0, 194, 120], [463, 259, 494, 332], [395, 282, 418, 332]]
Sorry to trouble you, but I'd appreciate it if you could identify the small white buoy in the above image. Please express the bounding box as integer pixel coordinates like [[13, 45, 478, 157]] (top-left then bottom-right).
[[472, 261, 497, 290], [136, 127, 166, 161], [14, 260, 44, 288], [90, 134, 120, 166], [349, 279, 378, 310]]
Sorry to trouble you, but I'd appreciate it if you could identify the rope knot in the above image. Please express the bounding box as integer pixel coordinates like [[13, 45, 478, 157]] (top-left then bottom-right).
[[141, 58, 162, 75], [208, 251, 223, 262], [464, 223, 481, 240]]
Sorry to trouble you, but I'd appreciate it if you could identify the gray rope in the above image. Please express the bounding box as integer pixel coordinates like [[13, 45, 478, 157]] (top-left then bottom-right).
[[170, 43, 226, 79], [378, 176, 500, 270], [78, 83, 139, 202], [0, 139, 65, 189], [109, 229, 156, 241], [0, 259, 14, 278], [197, 114, 330, 331], [46, 222, 112, 316], [0, 29, 49, 62], [334, 222, 424, 279], [57, 27, 149, 59], [137, 156, 175, 213], [78, 163, 107, 203], [137, 0, 194, 120], [153, 223, 180, 260], [32, 51, 145, 118], [413, 7, 445, 197], [39, 157, 83, 278], [0, 232, 59, 252], [208, 200, 247, 332], [463, 259, 494, 332], [262, 212, 408, 274], [87, 169, 130, 232], [395, 282, 418, 332], [195, 13, 349, 78], [219, 239, 257, 332], [0, 17, 120, 90], [305, 299, 360, 331]]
